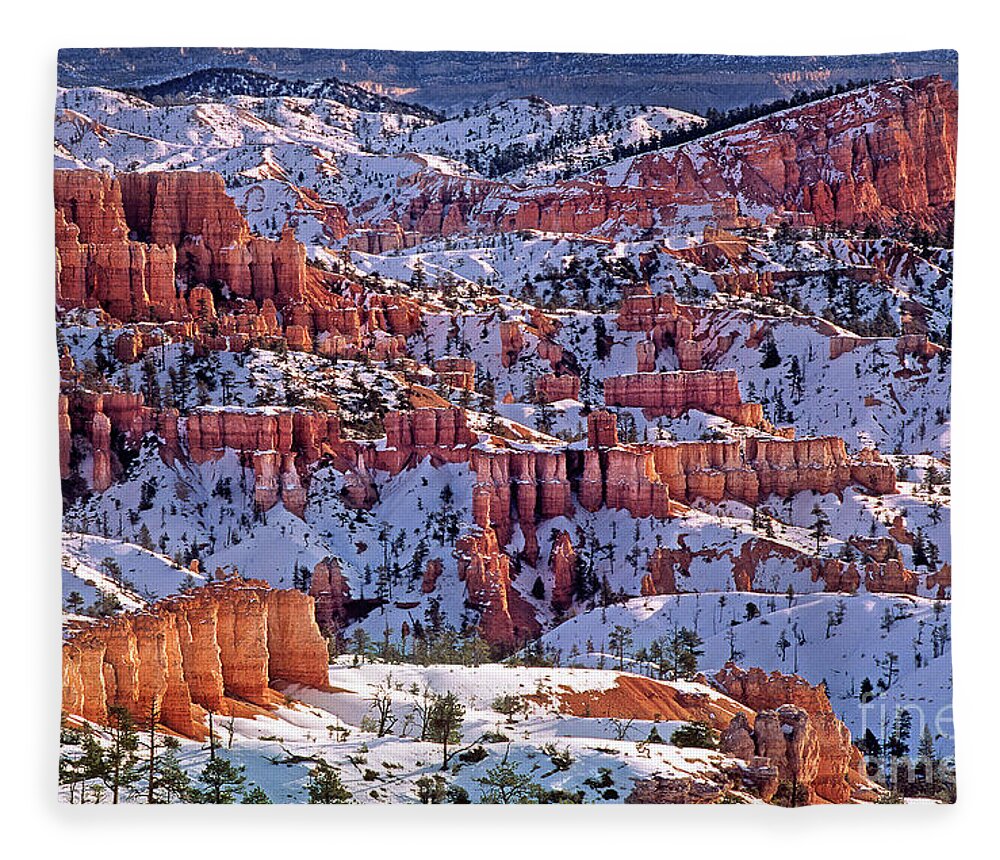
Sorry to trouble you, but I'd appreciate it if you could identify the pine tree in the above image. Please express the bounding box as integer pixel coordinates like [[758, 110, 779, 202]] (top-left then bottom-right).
[[476, 759, 539, 804], [669, 721, 718, 749], [809, 504, 830, 554], [608, 625, 634, 671], [859, 677, 875, 703], [155, 736, 191, 803], [241, 785, 272, 804], [915, 723, 937, 792], [664, 627, 703, 680], [193, 756, 246, 804], [426, 691, 465, 770], [103, 706, 141, 804], [760, 337, 781, 369], [306, 760, 352, 803]]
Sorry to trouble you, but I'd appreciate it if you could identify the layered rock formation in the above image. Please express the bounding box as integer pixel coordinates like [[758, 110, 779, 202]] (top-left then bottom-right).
[[616, 293, 701, 371], [434, 357, 476, 390], [640, 547, 681, 595], [583, 412, 894, 513], [613, 77, 957, 233], [604, 370, 764, 427], [377, 407, 478, 473], [62, 580, 329, 738], [60, 387, 355, 516], [579, 447, 672, 520], [395, 79, 956, 239], [185, 407, 350, 515], [471, 448, 574, 563], [535, 373, 580, 403], [61, 389, 163, 491], [715, 664, 873, 804], [548, 531, 576, 612], [309, 557, 351, 633], [55, 170, 309, 321], [587, 410, 619, 448], [455, 512, 540, 650]]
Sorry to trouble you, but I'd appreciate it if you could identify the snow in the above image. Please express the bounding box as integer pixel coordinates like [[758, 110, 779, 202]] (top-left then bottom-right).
[[55, 78, 953, 803]]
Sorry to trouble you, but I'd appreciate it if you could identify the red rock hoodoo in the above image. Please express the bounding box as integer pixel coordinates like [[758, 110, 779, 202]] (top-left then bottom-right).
[[396, 79, 956, 239], [62, 580, 329, 738], [604, 370, 764, 427], [548, 531, 576, 612], [456, 524, 540, 650], [715, 664, 875, 804]]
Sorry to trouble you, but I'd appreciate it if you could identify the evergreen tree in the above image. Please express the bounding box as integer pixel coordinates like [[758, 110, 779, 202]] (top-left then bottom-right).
[[663, 627, 703, 680], [241, 785, 272, 804], [305, 760, 352, 803], [154, 736, 191, 803], [426, 691, 465, 770], [809, 503, 831, 554], [476, 759, 540, 804], [103, 706, 141, 804], [760, 337, 781, 369], [193, 756, 246, 804], [669, 721, 718, 749]]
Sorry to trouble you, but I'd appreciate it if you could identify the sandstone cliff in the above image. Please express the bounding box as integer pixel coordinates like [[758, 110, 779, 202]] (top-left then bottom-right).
[[395, 78, 956, 239], [455, 518, 540, 651], [604, 370, 764, 427], [715, 664, 875, 804], [62, 580, 329, 738]]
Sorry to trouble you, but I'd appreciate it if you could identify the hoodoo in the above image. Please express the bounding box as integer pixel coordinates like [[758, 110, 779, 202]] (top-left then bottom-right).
[[62, 580, 329, 738]]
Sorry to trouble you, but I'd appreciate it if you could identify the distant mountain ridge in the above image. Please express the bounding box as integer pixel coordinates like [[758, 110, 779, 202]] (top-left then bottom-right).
[[128, 66, 443, 121], [58, 48, 957, 114]]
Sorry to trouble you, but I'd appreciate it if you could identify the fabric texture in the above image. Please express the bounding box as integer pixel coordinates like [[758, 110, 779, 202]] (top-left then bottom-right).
[[56, 49, 956, 805]]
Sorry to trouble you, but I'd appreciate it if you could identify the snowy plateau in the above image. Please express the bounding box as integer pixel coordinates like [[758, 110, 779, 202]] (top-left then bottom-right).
[[54, 60, 956, 806]]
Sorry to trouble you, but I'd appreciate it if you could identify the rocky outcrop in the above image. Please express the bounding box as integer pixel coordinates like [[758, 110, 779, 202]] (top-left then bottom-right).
[[617, 77, 956, 234], [118, 171, 306, 306], [377, 407, 478, 473], [499, 320, 525, 367], [644, 438, 756, 504], [364, 294, 423, 337], [715, 664, 872, 804], [309, 557, 351, 633], [711, 270, 775, 297], [616, 293, 701, 371], [62, 389, 164, 491], [395, 79, 955, 240], [535, 373, 580, 403], [587, 412, 893, 508], [599, 448, 672, 519], [926, 563, 951, 599], [625, 775, 727, 804], [548, 531, 576, 612], [847, 448, 899, 495], [471, 448, 573, 562], [640, 547, 681, 595], [863, 558, 919, 595], [604, 371, 763, 427], [455, 520, 540, 651], [184, 407, 349, 515], [62, 580, 329, 738], [434, 357, 476, 390], [55, 170, 311, 321], [58, 394, 72, 480], [578, 412, 672, 519], [346, 221, 421, 254], [420, 558, 444, 594], [587, 410, 619, 449]]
